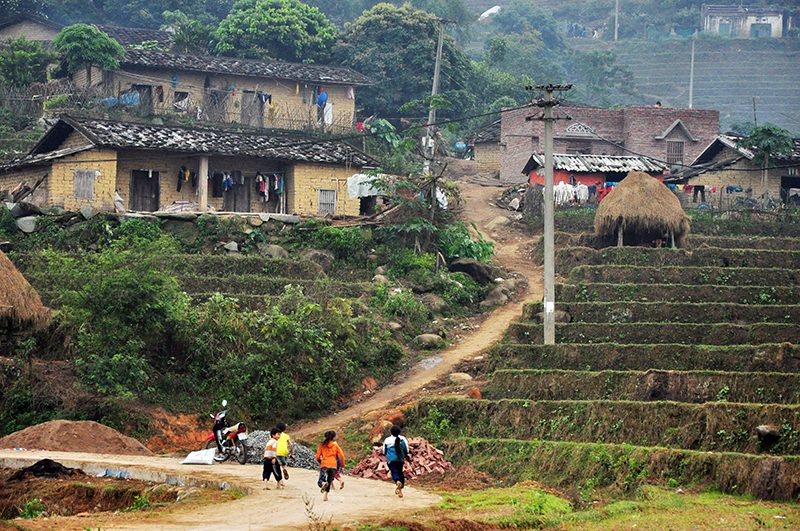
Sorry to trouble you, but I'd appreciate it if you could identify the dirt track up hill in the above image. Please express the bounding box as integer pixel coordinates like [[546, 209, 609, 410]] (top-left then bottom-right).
[[0, 420, 153, 456]]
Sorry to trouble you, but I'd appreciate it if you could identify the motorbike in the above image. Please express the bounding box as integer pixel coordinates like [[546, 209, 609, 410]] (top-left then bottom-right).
[[204, 400, 249, 464]]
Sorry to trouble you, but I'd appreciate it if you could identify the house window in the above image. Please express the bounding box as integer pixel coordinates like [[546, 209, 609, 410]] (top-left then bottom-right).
[[789, 167, 799, 176], [666, 141, 684, 166], [750, 23, 772, 38], [73, 169, 96, 199], [318, 189, 336, 215], [173, 91, 190, 111], [566, 140, 591, 155]]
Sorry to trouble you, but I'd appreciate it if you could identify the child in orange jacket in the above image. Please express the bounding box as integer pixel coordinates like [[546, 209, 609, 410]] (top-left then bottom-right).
[[315, 430, 345, 501]]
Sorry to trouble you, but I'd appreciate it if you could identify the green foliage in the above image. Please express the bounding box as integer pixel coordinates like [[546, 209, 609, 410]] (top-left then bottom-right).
[[42, 0, 213, 28], [0, 203, 16, 238], [370, 283, 429, 331], [126, 495, 151, 511], [565, 50, 637, 105], [163, 10, 215, 54], [0, 37, 55, 88], [215, 0, 337, 62], [52, 24, 126, 75], [310, 226, 369, 259], [19, 497, 47, 519], [742, 124, 795, 166], [437, 221, 494, 263], [43, 94, 70, 110], [492, 0, 564, 50], [441, 271, 484, 307], [418, 405, 452, 442]]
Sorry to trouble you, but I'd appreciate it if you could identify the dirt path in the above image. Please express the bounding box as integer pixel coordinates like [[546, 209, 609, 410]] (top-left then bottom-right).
[[0, 450, 438, 530], [295, 180, 542, 439]]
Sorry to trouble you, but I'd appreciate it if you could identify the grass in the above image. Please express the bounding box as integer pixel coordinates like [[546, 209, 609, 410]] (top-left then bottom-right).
[[396, 484, 800, 530]]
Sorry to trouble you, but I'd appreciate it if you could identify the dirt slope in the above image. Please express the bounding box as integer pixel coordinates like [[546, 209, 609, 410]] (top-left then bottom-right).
[[0, 450, 438, 530], [295, 180, 542, 439], [0, 420, 153, 456]]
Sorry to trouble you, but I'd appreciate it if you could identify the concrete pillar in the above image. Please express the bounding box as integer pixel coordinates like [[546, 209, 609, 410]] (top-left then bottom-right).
[[198, 156, 209, 213]]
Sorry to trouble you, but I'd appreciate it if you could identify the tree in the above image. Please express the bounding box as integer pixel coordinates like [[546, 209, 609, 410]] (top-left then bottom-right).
[[162, 10, 215, 54], [0, 37, 56, 88], [334, 3, 473, 119], [52, 25, 125, 84], [492, 0, 564, 50], [742, 124, 795, 207], [42, 0, 206, 27], [564, 49, 638, 106], [215, 0, 337, 62]]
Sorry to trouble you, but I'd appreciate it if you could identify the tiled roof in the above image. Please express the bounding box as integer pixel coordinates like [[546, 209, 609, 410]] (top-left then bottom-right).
[[692, 134, 800, 166], [121, 49, 371, 85], [2, 116, 375, 170], [470, 119, 500, 143], [523, 153, 668, 175], [95, 25, 172, 47]]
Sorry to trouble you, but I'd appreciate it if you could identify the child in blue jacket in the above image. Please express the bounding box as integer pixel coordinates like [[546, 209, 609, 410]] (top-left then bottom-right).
[[382, 425, 409, 497]]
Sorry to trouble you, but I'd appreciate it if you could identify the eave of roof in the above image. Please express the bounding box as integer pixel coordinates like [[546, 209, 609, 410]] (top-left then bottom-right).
[[655, 119, 698, 142], [522, 153, 668, 175]]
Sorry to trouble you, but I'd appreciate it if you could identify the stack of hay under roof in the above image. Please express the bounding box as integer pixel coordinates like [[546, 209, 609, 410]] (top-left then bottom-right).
[[0, 251, 50, 337], [595, 171, 690, 247]]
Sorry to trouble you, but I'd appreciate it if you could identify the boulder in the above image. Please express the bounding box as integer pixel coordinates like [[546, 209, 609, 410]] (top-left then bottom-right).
[[508, 197, 520, 211], [259, 213, 300, 224], [387, 321, 403, 332], [362, 376, 378, 391], [155, 212, 197, 221], [10, 202, 43, 218], [448, 372, 473, 384], [303, 249, 335, 272], [756, 424, 781, 446], [372, 274, 389, 283], [480, 286, 510, 308], [421, 294, 449, 314], [449, 258, 495, 284], [384, 411, 405, 427], [0, 241, 12, 252], [368, 254, 379, 262], [79, 206, 97, 220], [485, 215, 511, 232], [466, 387, 482, 400], [374, 265, 387, 276], [223, 241, 239, 253], [258, 243, 289, 259], [248, 216, 263, 227], [15, 215, 37, 233], [534, 310, 571, 323], [162, 219, 200, 245], [414, 333, 444, 349]]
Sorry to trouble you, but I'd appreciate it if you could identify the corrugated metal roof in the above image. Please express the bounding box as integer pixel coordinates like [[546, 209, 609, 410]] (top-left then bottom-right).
[[523, 153, 667, 174]]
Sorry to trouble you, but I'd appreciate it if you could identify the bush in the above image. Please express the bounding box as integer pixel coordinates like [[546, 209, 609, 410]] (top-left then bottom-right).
[[311, 226, 369, 259], [370, 283, 429, 331], [441, 272, 485, 308], [438, 221, 494, 263]]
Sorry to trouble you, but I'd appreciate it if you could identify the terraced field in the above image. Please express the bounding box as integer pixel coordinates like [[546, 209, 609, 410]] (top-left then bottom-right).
[[410, 223, 800, 501], [15, 253, 373, 311]]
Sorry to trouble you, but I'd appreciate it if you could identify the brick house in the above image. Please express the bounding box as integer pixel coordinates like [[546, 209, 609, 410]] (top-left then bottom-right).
[[468, 119, 501, 176], [0, 115, 375, 216], [73, 50, 371, 132], [499, 104, 720, 183], [684, 134, 800, 207]]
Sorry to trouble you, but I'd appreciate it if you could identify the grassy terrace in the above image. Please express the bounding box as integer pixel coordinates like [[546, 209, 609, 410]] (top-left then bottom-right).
[[555, 282, 799, 304], [489, 343, 800, 372], [484, 369, 800, 404], [440, 438, 800, 500], [414, 397, 800, 454], [524, 301, 800, 323], [568, 265, 799, 286]]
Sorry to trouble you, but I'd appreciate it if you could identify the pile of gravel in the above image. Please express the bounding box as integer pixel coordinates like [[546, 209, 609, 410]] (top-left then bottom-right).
[[245, 430, 319, 470]]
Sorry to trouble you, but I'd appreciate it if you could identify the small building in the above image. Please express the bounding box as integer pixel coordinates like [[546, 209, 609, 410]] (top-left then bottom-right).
[[74, 49, 370, 132], [0, 13, 172, 46], [500, 104, 719, 183], [469, 119, 501, 176], [0, 115, 375, 216], [684, 134, 800, 207], [522, 153, 668, 191], [702, 5, 784, 39]]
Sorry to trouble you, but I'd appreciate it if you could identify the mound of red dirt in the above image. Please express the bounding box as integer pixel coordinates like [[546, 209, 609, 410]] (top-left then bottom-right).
[[0, 420, 153, 456]]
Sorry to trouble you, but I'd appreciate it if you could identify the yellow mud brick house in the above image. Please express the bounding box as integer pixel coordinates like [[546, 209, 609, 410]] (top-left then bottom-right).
[[0, 115, 375, 216], [75, 49, 370, 132]]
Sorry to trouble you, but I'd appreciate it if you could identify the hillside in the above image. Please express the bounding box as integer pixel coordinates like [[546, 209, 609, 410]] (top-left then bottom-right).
[[572, 38, 800, 133]]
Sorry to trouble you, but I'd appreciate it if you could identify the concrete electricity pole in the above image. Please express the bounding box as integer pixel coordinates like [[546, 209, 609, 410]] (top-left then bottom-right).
[[527, 84, 572, 345], [614, 0, 620, 41], [423, 20, 445, 220], [688, 36, 696, 109]]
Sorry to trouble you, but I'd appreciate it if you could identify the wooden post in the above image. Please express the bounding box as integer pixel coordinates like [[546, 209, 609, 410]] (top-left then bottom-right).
[[198, 156, 209, 213], [670, 230, 676, 249], [617, 226, 624, 247]]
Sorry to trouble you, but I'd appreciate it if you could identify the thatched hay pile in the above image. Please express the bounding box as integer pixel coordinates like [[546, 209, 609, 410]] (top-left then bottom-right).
[[595, 171, 690, 247], [0, 251, 50, 332]]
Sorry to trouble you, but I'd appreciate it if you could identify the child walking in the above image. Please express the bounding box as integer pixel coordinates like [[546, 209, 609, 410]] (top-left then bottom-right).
[[315, 430, 345, 502], [383, 425, 409, 498], [262, 428, 285, 489], [275, 422, 295, 480]]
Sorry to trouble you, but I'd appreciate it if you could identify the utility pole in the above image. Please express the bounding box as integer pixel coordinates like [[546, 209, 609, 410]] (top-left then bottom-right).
[[527, 84, 572, 345], [614, 0, 620, 41], [688, 36, 696, 109], [424, 20, 446, 220]]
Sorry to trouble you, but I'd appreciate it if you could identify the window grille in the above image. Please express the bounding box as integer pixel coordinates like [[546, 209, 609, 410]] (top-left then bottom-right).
[[318, 189, 336, 215], [666, 141, 684, 166]]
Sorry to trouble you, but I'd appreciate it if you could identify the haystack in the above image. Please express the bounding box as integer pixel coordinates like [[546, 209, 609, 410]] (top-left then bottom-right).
[[594, 171, 690, 247], [0, 251, 50, 334]]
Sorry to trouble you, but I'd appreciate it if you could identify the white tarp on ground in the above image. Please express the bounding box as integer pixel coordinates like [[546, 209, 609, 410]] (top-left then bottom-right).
[[479, 5, 501, 21], [347, 174, 386, 199], [182, 447, 216, 465]]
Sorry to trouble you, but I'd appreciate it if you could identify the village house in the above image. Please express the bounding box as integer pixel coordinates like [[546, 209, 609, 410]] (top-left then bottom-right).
[[498, 104, 719, 183], [702, 5, 786, 39], [0, 13, 172, 47], [0, 115, 376, 216], [682, 134, 800, 208], [468, 119, 501, 176], [72, 50, 370, 132]]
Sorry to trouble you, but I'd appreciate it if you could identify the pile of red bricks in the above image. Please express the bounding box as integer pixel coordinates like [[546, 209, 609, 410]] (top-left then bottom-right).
[[350, 438, 451, 480]]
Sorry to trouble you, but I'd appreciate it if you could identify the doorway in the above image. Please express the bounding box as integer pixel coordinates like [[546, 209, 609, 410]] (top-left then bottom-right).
[[130, 170, 160, 211], [223, 175, 252, 212]]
